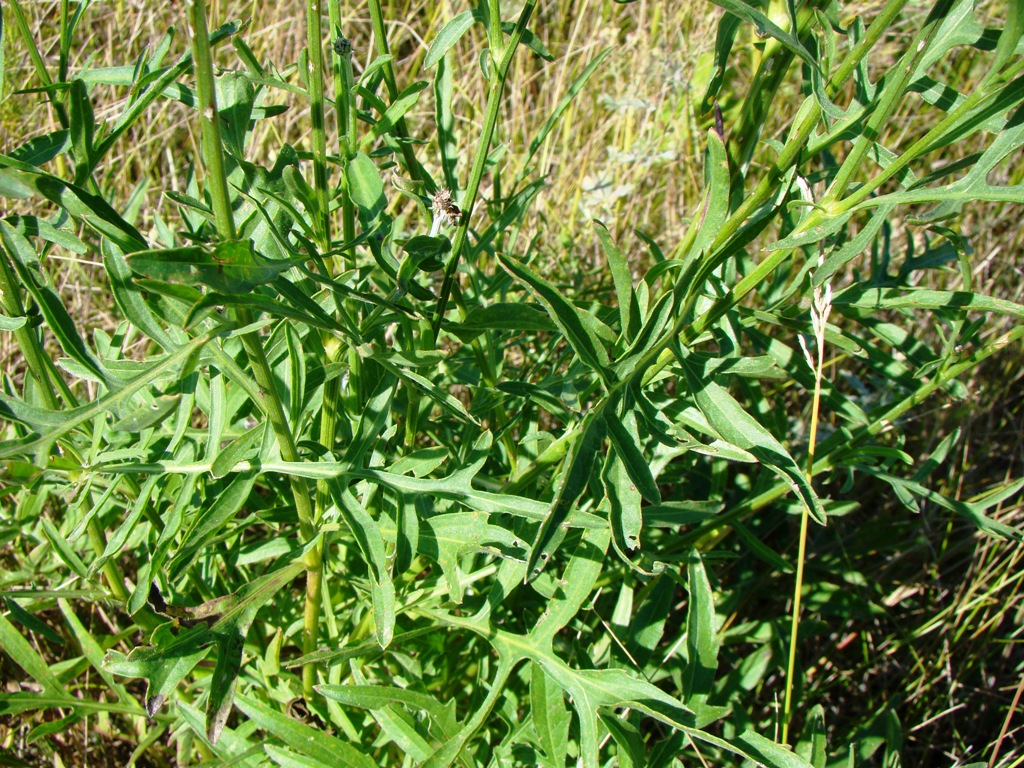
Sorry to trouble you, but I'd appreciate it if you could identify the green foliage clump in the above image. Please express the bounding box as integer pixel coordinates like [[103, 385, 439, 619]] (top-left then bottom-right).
[[1, 0, 1023, 766]]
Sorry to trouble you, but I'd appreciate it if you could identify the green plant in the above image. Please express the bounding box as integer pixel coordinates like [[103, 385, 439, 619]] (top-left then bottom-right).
[[1, 0, 1023, 766]]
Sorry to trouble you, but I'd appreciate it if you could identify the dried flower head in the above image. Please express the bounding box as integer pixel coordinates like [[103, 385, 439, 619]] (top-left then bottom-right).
[[432, 187, 462, 228], [333, 36, 351, 57]]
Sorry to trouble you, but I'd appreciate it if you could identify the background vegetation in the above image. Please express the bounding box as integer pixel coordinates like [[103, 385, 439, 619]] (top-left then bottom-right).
[[1, 0, 1022, 766]]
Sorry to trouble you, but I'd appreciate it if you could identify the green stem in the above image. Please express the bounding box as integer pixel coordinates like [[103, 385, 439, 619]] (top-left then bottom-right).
[[190, 0, 319, 693], [836, 56, 1024, 212], [781, 499, 808, 742], [822, 3, 944, 205], [189, 0, 234, 239], [366, 0, 427, 184], [728, 3, 820, 177], [664, 0, 921, 372], [85, 519, 129, 603], [333, 20, 359, 269], [431, 2, 536, 339], [305, 0, 331, 249], [0, 228, 133, 604], [687, 0, 910, 281], [782, 284, 828, 744]]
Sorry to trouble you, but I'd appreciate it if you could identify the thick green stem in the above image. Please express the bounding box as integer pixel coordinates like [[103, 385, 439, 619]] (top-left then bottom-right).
[[190, 0, 319, 693], [303, 0, 333, 700], [332, 20, 359, 270], [189, 0, 234, 239], [728, 3, 820, 177], [305, 0, 331, 249]]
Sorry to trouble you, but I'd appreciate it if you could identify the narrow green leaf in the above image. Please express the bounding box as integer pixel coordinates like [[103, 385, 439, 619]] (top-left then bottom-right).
[[531, 665, 570, 765], [615, 290, 678, 380], [57, 599, 138, 706], [832, 286, 1024, 320], [392, 493, 420, 576], [679, 356, 825, 524], [4, 597, 64, 647], [92, 474, 161, 577], [450, 302, 556, 339], [6, 214, 86, 253], [527, 412, 606, 581], [185, 289, 350, 335], [264, 745, 335, 768], [425, 11, 476, 69], [0, 314, 26, 331], [683, 549, 719, 707], [366, 81, 428, 147], [0, 221, 115, 386], [593, 220, 639, 339], [521, 49, 612, 176], [420, 656, 516, 768], [317, 683, 458, 731], [603, 451, 644, 562], [68, 78, 95, 176], [434, 53, 458, 191], [103, 241, 180, 350], [206, 627, 244, 743], [112, 394, 181, 432], [127, 240, 303, 294], [499, 20, 553, 61], [168, 472, 259, 580], [9, 130, 70, 166], [732, 520, 794, 574], [606, 408, 661, 503], [331, 485, 397, 648], [730, 730, 817, 768], [128, 473, 197, 615], [346, 151, 386, 222], [983, 0, 1021, 79], [913, 0, 983, 74], [802, 705, 827, 768], [678, 129, 730, 267], [39, 517, 89, 579], [598, 712, 645, 768], [864, 470, 1024, 542], [709, 0, 820, 72], [498, 252, 613, 387], [0, 155, 147, 252], [375, 357, 479, 426], [531, 525, 611, 641], [0, 394, 88, 431], [211, 421, 267, 479], [625, 575, 676, 668], [236, 695, 375, 768]]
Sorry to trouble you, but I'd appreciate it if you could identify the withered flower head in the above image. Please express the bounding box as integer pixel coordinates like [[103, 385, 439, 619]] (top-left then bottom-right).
[[432, 187, 462, 228]]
